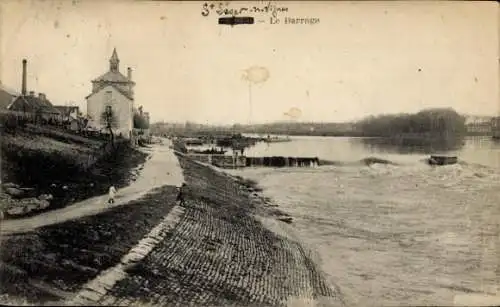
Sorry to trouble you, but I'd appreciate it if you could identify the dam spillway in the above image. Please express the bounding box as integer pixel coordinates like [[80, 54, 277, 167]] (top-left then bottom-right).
[[245, 156, 320, 168], [186, 154, 320, 169]]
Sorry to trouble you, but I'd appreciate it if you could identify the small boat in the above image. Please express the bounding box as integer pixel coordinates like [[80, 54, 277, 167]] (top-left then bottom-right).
[[428, 155, 458, 166]]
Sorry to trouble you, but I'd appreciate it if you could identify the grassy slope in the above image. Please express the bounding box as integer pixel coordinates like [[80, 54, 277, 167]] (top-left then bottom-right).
[[1, 130, 147, 216], [0, 186, 178, 304]]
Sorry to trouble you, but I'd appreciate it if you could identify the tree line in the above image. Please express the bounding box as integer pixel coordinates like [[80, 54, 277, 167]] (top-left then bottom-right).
[[150, 108, 467, 138], [354, 108, 467, 137]]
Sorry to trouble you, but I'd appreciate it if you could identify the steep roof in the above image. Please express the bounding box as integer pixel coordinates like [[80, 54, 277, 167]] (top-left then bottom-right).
[[85, 84, 133, 101], [92, 48, 135, 84], [92, 70, 132, 83], [9, 95, 61, 114], [110, 48, 119, 63]]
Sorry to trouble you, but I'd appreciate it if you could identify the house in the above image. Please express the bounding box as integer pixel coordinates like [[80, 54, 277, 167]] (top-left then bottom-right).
[[9, 92, 61, 123], [6, 59, 61, 122], [54, 106, 82, 131], [86, 48, 135, 139], [54, 105, 80, 121]]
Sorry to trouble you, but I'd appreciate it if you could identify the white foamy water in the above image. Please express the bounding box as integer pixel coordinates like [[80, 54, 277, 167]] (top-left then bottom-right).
[[228, 136, 500, 306]]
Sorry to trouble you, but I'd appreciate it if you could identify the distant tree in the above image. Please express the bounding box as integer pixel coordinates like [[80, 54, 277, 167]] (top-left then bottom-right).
[[100, 105, 118, 146], [133, 113, 149, 130], [355, 108, 466, 137]]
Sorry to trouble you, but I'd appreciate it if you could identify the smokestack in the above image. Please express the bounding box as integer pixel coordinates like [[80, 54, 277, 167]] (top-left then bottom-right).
[[127, 67, 132, 80], [127, 67, 133, 98], [22, 59, 27, 95]]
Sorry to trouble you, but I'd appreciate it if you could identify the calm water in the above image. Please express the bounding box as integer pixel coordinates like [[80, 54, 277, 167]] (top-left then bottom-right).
[[228, 136, 500, 306]]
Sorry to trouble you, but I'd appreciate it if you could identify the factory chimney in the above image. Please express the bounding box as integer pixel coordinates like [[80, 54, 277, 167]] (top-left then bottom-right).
[[22, 59, 27, 95]]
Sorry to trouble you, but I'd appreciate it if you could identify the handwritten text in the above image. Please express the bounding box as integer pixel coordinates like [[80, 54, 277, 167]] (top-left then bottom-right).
[[201, 2, 289, 18]]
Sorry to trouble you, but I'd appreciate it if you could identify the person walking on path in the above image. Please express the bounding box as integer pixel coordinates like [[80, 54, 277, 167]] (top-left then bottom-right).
[[177, 183, 186, 206], [108, 185, 117, 204]]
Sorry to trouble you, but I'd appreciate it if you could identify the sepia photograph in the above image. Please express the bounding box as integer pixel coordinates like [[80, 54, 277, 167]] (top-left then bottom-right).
[[0, 0, 498, 306]]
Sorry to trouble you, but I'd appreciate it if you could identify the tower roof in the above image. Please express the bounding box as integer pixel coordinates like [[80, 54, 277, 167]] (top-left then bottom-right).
[[109, 47, 120, 72], [88, 47, 135, 98], [110, 48, 119, 62]]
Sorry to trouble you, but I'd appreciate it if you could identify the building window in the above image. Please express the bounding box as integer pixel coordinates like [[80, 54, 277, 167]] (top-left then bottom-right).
[[105, 91, 112, 104]]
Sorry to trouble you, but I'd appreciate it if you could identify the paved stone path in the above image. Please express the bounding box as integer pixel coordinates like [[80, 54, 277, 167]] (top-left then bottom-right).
[[0, 140, 183, 235], [87, 156, 344, 307]]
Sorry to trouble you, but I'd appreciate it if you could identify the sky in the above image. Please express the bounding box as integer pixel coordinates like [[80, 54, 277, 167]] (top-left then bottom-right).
[[1, 0, 498, 124]]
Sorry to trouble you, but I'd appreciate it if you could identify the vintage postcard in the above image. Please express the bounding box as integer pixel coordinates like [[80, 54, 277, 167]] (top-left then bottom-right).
[[0, 0, 498, 306]]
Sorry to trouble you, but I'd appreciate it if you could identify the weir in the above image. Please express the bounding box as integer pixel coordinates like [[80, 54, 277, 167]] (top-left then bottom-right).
[[186, 154, 320, 169], [246, 156, 320, 168]]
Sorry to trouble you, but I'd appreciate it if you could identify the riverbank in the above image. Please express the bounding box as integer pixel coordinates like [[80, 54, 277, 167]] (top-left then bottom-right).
[[92, 154, 342, 306], [0, 144, 342, 306]]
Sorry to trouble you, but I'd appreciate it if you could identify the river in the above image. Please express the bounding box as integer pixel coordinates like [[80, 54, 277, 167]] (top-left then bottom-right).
[[227, 136, 500, 306]]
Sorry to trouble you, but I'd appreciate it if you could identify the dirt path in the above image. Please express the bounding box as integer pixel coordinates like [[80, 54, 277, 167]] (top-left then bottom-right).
[[0, 140, 183, 236]]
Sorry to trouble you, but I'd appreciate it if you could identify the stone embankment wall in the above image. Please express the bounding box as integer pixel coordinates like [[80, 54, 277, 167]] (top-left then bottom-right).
[[92, 154, 343, 307]]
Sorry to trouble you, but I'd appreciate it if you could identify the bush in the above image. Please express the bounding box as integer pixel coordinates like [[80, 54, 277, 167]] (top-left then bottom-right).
[[0, 113, 28, 133]]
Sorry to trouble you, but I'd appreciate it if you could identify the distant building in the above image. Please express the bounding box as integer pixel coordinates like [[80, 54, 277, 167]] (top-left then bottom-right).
[[54, 105, 82, 131], [6, 59, 61, 122], [491, 117, 500, 138], [86, 48, 135, 139], [54, 105, 79, 120], [464, 115, 493, 134]]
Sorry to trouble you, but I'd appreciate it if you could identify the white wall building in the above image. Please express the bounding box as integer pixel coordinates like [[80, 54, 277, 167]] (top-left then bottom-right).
[[86, 48, 135, 138]]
